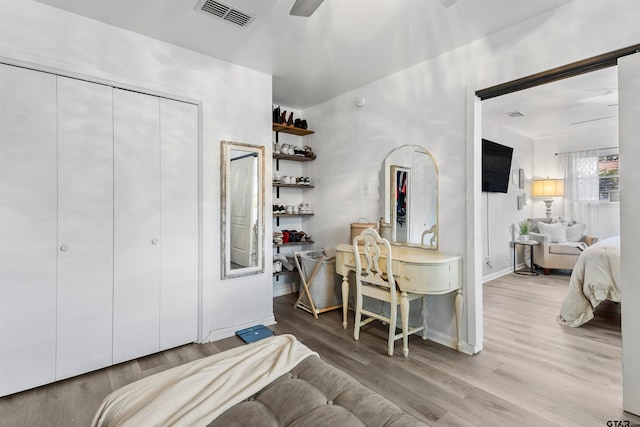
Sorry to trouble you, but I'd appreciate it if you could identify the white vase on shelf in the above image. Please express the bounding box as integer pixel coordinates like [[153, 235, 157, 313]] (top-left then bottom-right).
[[519, 234, 529, 242]]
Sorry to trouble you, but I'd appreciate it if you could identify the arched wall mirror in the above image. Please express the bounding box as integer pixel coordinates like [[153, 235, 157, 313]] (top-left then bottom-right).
[[221, 140, 265, 279], [378, 145, 438, 249]]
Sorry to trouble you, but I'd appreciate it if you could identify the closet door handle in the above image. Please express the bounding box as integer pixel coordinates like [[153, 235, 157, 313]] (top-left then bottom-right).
[[60, 244, 70, 252], [151, 239, 159, 245]]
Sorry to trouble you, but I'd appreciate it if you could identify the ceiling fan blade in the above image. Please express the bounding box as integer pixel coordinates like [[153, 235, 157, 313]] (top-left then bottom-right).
[[289, 0, 325, 17], [438, 0, 459, 7]]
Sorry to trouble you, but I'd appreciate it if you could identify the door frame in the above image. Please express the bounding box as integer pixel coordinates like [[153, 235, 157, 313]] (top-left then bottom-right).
[[475, 44, 640, 100], [468, 43, 640, 410]]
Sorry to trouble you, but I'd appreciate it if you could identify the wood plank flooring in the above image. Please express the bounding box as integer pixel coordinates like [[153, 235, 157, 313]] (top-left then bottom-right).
[[1, 272, 639, 426]]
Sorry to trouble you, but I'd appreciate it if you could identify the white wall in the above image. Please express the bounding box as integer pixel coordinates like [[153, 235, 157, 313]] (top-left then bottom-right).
[[302, 0, 640, 354], [481, 125, 535, 279], [0, 0, 275, 342]]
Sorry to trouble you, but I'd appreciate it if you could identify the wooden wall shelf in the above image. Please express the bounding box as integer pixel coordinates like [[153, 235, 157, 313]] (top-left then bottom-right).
[[272, 123, 314, 136]]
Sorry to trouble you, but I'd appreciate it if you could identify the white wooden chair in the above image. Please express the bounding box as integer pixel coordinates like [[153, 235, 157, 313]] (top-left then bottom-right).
[[352, 228, 427, 357], [421, 224, 438, 249]]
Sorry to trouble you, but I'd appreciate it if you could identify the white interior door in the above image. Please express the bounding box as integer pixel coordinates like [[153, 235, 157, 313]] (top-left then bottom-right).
[[113, 89, 161, 364], [159, 98, 199, 350], [230, 155, 255, 267], [0, 64, 57, 396], [56, 76, 114, 379], [619, 52, 640, 416]]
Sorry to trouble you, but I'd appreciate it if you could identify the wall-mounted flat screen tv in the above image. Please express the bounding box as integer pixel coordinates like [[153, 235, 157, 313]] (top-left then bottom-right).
[[482, 139, 513, 193]]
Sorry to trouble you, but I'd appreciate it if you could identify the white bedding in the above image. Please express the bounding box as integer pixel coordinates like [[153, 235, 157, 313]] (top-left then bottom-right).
[[557, 236, 621, 327], [92, 334, 316, 427]]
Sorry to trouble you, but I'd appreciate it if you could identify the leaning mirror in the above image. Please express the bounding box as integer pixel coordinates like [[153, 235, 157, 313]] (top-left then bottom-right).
[[378, 145, 438, 249], [221, 140, 265, 279]]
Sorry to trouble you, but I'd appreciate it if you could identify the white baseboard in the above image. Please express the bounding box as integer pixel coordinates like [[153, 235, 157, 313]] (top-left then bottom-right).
[[422, 330, 480, 355], [273, 280, 299, 297], [199, 314, 277, 343], [482, 264, 523, 283]]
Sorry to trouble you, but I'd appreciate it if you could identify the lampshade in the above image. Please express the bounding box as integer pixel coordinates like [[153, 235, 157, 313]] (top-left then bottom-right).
[[532, 179, 564, 198]]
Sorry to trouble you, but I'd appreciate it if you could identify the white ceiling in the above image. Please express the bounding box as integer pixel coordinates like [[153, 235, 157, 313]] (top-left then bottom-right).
[[482, 66, 619, 140], [36, 0, 613, 140], [35, 0, 574, 110]]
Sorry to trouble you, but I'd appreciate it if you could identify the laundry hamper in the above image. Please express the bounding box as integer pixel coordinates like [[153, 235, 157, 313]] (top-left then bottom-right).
[[293, 250, 342, 318]]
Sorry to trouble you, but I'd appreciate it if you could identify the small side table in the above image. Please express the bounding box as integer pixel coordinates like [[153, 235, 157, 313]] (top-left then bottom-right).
[[512, 239, 539, 276]]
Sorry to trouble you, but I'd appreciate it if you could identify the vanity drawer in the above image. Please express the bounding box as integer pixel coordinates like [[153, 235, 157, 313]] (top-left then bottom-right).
[[398, 261, 460, 294]]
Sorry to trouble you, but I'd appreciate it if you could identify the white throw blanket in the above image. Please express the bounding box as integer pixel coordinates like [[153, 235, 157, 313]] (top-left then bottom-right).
[[92, 334, 316, 427], [558, 236, 621, 327], [559, 241, 588, 251]]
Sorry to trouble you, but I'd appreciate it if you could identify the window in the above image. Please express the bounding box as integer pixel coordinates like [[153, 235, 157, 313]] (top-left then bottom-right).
[[598, 154, 619, 201]]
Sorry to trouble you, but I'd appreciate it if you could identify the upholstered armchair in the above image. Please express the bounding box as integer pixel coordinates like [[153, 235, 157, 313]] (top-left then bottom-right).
[[527, 217, 597, 275]]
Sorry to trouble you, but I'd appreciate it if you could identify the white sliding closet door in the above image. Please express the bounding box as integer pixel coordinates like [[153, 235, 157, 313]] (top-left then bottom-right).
[[113, 89, 161, 363], [56, 77, 114, 379], [620, 52, 640, 416], [159, 98, 199, 350], [0, 64, 57, 395]]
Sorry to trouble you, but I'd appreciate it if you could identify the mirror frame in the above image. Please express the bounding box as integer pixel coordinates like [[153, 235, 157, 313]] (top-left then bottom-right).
[[220, 140, 265, 279], [380, 145, 439, 250]]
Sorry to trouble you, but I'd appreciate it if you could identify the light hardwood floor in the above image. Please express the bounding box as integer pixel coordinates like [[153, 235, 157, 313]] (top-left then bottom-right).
[[1, 272, 639, 426]]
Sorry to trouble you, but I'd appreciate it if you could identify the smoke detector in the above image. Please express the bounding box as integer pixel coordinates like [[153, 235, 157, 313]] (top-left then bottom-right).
[[196, 0, 255, 28]]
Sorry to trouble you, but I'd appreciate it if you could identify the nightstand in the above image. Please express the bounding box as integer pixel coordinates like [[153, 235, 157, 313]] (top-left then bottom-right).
[[512, 240, 539, 276]]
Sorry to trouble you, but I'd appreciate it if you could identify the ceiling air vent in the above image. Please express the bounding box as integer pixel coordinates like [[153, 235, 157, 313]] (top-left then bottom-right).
[[196, 0, 255, 28], [505, 111, 526, 118]]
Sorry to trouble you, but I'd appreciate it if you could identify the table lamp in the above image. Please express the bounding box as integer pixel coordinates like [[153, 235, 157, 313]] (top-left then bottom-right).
[[532, 178, 564, 218]]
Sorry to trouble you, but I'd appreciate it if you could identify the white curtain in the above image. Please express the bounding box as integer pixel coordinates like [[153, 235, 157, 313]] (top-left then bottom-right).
[[558, 150, 599, 235]]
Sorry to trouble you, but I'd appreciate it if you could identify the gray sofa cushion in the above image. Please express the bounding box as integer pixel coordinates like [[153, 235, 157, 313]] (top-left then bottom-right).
[[549, 244, 584, 255], [209, 355, 427, 427]]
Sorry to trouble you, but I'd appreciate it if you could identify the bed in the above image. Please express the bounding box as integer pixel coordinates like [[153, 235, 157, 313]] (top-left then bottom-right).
[[557, 236, 621, 327], [92, 334, 427, 427]]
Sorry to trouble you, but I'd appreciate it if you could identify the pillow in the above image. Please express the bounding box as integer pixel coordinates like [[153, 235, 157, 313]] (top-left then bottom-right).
[[528, 218, 550, 234], [538, 222, 567, 243], [565, 223, 587, 242], [552, 216, 578, 227]]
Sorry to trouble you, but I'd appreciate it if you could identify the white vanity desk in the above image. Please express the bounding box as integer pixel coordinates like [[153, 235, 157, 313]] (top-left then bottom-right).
[[335, 243, 463, 351]]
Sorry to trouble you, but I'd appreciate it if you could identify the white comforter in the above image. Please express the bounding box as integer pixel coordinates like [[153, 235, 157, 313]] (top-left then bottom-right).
[[557, 236, 621, 327], [92, 334, 316, 427]]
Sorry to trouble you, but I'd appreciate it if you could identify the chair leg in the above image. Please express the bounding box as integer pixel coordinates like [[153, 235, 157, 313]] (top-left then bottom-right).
[[400, 293, 409, 357], [388, 300, 397, 357], [354, 291, 362, 341]]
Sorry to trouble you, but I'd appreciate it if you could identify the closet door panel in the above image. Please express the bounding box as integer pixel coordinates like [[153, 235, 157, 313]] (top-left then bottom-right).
[[56, 77, 114, 379], [159, 98, 199, 350], [0, 64, 57, 395], [113, 89, 161, 363]]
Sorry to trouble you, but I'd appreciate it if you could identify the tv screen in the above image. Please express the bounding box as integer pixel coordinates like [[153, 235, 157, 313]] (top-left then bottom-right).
[[482, 139, 513, 193]]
